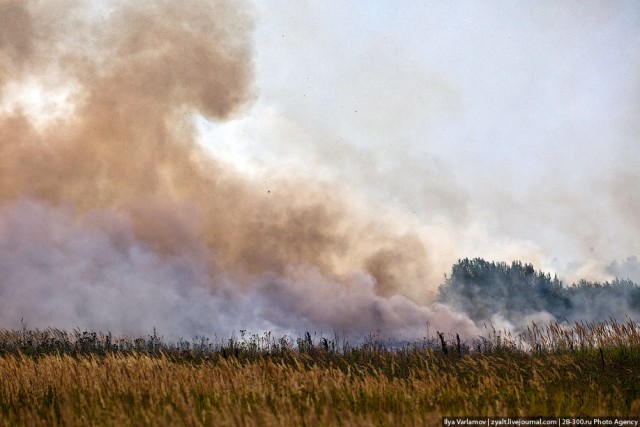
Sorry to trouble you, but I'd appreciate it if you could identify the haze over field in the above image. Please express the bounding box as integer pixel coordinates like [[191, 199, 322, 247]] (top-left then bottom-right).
[[0, 0, 638, 338]]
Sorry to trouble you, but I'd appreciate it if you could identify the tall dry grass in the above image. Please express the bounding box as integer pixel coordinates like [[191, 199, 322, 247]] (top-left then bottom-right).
[[0, 320, 639, 426]]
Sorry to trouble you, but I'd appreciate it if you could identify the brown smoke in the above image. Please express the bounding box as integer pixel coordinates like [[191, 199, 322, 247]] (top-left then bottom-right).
[[1, 0, 437, 294], [0, 0, 478, 337], [0, 1, 33, 87]]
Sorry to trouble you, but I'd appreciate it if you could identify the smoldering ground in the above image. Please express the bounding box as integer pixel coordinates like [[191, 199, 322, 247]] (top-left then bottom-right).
[[0, 0, 479, 338]]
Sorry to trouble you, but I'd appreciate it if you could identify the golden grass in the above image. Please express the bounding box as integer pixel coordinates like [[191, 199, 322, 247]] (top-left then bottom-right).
[[0, 350, 638, 426], [0, 320, 639, 426]]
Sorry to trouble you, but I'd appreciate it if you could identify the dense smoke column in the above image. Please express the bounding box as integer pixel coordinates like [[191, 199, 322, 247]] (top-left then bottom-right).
[[0, 1, 481, 338], [0, 0, 436, 300]]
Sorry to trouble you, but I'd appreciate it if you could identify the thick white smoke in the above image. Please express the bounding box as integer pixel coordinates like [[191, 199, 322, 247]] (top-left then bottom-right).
[[0, 199, 479, 338]]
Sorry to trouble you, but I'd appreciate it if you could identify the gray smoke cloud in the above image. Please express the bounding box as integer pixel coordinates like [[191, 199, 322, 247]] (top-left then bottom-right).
[[608, 256, 640, 285], [0, 199, 478, 338]]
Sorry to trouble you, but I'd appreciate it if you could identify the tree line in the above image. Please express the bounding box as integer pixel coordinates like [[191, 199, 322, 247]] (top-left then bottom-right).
[[437, 258, 640, 326]]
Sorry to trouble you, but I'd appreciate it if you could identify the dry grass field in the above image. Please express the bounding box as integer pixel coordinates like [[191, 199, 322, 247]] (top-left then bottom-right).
[[0, 320, 639, 426]]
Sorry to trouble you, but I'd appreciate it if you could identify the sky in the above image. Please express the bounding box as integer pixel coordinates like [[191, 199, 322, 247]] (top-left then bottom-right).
[[200, 1, 640, 282], [0, 0, 639, 338]]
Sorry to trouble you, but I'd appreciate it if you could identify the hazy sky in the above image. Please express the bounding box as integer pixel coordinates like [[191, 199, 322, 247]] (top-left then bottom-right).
[[1, 0, 639, 337], [200, 1, 640, 281]]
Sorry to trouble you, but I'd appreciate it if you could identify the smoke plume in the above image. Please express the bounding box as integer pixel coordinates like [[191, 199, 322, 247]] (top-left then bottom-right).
[[0, 0, 480, 338]]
